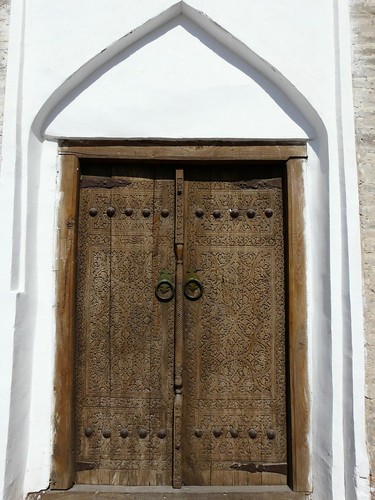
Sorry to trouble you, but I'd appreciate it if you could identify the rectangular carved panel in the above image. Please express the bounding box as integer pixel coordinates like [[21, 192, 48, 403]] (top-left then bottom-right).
[[75, 166, 175, 486], [182, 167, 287, 486]]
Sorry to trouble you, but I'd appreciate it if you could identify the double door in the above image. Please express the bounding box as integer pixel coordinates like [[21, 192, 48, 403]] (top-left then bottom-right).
[[74, 162, 288, 487]]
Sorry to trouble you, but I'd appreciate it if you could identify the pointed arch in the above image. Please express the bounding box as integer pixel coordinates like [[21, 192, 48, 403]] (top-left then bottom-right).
[[31, 1, 325, 141]]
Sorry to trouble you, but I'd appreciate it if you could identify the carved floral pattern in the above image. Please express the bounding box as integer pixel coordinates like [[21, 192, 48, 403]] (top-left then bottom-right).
[[75, 174, 175, 485], [75, 171, 287, 487], [182, 179, 287, 485]]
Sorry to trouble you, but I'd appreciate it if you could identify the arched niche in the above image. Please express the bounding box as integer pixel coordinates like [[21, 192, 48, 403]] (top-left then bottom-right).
[[32, 2, 320, 498], [33, 4, 316, 141]]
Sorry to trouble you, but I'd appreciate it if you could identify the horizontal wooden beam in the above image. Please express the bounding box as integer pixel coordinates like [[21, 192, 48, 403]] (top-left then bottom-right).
[[28, 485, 308, 499], [59, 142, 307, 162]]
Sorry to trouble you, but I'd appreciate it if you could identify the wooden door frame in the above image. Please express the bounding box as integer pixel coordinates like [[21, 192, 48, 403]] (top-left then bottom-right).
[[51, 141, 310, 496]]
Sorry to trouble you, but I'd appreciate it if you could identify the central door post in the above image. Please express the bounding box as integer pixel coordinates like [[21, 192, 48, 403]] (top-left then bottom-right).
[[173, 169, 184, 488]]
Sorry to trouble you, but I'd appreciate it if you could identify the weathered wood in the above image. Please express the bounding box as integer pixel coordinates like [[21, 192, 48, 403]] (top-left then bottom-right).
[[51, 154, 80, 489], [182, 166, 287, 486], [287, 158, 310, 493], [173, 169, 184, 488], [28, 485, 309, 499], [74, 165, 175, 486], [59, 143, 306, 162], [52, 144, 311, 496]]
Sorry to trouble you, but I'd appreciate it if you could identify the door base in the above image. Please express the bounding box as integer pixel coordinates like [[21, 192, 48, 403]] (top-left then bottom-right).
[[28, 485, 309, 499]]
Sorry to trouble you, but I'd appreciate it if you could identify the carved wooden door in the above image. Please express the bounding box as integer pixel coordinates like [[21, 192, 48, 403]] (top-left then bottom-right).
[[181, 166, 287, 487], [75, 164, 176, 486], [74, 163, 288, 488]]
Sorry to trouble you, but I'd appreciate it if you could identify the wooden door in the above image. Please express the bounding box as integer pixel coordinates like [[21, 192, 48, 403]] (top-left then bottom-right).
[[75, 164, 176, 485], [74, 163, 288, 488], [181, 166, 287, 486]]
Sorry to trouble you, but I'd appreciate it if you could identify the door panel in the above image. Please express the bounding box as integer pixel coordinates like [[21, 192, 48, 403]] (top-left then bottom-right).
[[75, 166, 175, 485], [182, 168, 287, 486], [74, 163, 288, 488]]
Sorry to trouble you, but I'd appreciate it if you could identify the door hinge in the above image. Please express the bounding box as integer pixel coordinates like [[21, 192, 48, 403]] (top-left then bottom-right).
[[75, 461, 97, 471], [80, 176, 131, 189], [230, 462, 287, 475], [235, 178, 282, 189]]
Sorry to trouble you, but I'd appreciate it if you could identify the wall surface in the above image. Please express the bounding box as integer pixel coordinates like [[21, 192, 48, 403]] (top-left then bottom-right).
[[350, 0, 375, 497], [0, 1, 371, 499], [0, 0, 10, 159], [43, 13, 310, 140]]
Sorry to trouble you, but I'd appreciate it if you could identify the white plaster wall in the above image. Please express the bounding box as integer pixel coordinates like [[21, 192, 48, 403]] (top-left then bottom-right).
[[0, 1, 369, 499], [44, 15, 310, 140]]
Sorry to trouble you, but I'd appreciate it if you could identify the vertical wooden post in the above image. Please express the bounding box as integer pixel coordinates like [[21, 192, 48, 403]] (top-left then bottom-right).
[[51, 154, 80, 489], [287, 158, 311, 493], [173, 169, 184, 488]]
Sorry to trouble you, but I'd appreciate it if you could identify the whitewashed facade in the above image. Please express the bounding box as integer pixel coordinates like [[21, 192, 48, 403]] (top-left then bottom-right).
[[0, 1, 371, 498]]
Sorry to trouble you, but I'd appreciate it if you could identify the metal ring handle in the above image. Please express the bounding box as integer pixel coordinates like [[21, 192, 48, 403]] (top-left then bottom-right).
[[184, 278, 203, 301], [155, 279, 175, 302]]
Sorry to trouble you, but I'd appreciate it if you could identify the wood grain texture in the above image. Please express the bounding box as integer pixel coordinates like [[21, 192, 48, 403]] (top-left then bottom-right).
[[51, 145, 311, 496], [59, 143, 306, 162], [287, 158, 310, 493], [173, 170, 184, 488], [51, 154, 80, 489], [28, 485, 309, 499], [182, 167, 287, 486], [74, 165, 175, 486]]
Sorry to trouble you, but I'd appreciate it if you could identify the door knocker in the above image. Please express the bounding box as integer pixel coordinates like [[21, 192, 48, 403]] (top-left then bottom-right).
[[184, 270, 204, 301], [155, 270, 175, 302]]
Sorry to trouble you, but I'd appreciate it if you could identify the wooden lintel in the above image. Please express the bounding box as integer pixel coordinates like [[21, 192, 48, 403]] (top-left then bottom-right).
[[59, 143, 307, 162]]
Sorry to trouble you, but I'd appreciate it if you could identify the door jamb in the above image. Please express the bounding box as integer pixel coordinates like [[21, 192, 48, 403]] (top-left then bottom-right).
[[51, 142, 310, 494]]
